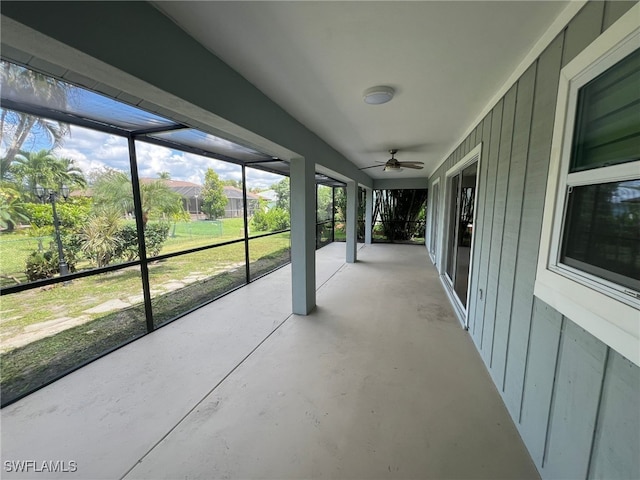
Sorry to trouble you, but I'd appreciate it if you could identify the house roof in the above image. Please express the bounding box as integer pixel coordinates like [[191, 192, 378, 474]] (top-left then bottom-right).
[[140, 178, 202, 198], [114, 179, 263, 200], [223, 186, 259, 200]]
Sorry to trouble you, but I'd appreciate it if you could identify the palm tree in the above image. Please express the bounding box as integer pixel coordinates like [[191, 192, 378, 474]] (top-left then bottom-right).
[[92, 169, 185, 226], [50, 156, 88, 191], [12, 149, 56, 198], [12, 150, 87, 199], [0, 184, 28, 230], [0, 61, 70, 164]]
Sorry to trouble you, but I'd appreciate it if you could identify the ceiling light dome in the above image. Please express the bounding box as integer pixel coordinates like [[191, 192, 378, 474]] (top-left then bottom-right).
[[363, 86, 395, 105]]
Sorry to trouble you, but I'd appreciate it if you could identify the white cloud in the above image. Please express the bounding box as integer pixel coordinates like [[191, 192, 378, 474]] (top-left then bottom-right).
[[246, 168, 285, 190], [46, 124, 286, 189], [53, 125, 130, 175]]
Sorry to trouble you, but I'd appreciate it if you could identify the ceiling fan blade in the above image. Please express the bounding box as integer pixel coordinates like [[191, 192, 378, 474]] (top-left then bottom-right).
[[399, 163, 424, 169], [359, 165, 383, 170]]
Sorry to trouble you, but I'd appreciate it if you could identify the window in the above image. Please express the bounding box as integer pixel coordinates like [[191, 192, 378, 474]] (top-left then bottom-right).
[[536, 5, 640, 366], [560, 46, 640, 295], [561, 180, 639, 292]]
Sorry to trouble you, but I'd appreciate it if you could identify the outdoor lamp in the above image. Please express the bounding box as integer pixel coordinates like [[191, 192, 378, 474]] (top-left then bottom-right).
[[35, 184, 45, 199], [33, 183, 70, 280]]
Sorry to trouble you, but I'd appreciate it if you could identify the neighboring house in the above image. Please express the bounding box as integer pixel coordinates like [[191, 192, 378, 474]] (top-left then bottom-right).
[[223, 186, 260, 218], [140, 178, 203, 218], [140, 179, 261, 219]]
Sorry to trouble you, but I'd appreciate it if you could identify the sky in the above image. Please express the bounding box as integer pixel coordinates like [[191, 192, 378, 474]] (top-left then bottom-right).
[[49, 124, 284, 190]]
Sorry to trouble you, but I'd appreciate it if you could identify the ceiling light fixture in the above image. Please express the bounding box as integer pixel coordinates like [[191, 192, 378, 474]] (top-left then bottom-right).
[[363, 86, 395, 105]]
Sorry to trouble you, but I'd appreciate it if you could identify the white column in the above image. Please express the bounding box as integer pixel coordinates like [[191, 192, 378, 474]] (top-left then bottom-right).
[[364, 187, 373, 244], [290, 157, 316, 315], [346, 180, 358, 263]]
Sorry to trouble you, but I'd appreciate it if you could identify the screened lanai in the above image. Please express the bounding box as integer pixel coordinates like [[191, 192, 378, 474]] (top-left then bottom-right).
[[0, 61, 350, 406]]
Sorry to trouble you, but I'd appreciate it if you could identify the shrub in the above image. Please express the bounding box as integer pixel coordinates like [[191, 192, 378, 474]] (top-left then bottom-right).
[[23, 198, 91, 231], [23, 234, 81, 281], [113, 224, 138, 261], [59, 232, 83, 273], [24, 250, 59, 282], [251, 207, 290, 232], [266, 207, 290, 231], [79, 211, 123, 267], [111, 222, 170, 262], [23, 203, 52, 229], [144, 222, 170, 257], [251, 208, 269, 231]]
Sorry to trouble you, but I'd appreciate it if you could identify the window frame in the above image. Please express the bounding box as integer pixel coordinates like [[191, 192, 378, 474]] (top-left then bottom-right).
[[535, 4, 640, 367]]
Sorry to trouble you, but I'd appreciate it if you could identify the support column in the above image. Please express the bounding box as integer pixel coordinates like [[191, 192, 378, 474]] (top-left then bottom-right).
[[290, 157, 316, 315], [346, 180, 358, 263], [364, 187, 373, 245]]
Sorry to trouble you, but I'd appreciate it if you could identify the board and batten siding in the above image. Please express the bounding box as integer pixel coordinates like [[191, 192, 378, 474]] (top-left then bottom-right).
[[427, 2, 639, 479]]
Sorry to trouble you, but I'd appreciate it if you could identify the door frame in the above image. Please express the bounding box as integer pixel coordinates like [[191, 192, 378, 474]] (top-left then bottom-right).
[[427, 177, 440, 265], [441, 143, 482, 327]]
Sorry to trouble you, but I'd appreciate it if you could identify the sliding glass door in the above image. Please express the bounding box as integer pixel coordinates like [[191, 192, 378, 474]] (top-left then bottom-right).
[[445, 162, 478, 309]]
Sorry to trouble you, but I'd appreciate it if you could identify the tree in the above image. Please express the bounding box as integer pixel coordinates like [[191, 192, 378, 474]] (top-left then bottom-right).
[[158, 171, 171, 180], [0, 61, 70, 165], [222, 179, 242, 188], [317, 185, 333, 222], [91, 168, 133, 212], [373, 189, 428, 242], [200, 169, 227, 219], [12, 150, 87, 199], [272, 177, 290, 211], [91, 168, 185, 226], [0, 185, 28, 230]]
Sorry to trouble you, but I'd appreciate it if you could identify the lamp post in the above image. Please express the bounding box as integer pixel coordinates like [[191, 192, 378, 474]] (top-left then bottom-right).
[[35, 184, 70, 278]]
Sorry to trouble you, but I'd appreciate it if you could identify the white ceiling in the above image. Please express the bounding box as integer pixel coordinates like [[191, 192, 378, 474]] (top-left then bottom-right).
[[155, 1, 569, 179]]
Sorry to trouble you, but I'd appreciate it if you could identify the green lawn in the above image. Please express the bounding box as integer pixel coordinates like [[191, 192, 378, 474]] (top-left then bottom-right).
[[0, 217, 268, 286], [0, 246, 291, 405], [0, 221, 291, 405], [0, 229, 290, 333]]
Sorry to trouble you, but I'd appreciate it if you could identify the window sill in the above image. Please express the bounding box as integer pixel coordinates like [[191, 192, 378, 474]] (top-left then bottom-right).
[[534, 268, 639, 366]]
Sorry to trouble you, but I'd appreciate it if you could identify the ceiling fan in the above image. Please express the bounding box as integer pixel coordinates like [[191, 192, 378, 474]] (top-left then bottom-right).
[[360, 149, 424, 172]]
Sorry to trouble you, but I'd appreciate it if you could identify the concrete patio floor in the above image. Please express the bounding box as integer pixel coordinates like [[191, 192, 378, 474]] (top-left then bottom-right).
[[1, 243, 539, 480]]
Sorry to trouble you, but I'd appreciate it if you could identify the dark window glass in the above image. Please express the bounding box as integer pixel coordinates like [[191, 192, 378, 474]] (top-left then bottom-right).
[[444, 163, 477, 308], [453, 163, 477, 307], [570, 48, 640, 173], [445, 174, 460, 282], [430, 182, 439, 256], [561, 180, 640, 291]]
